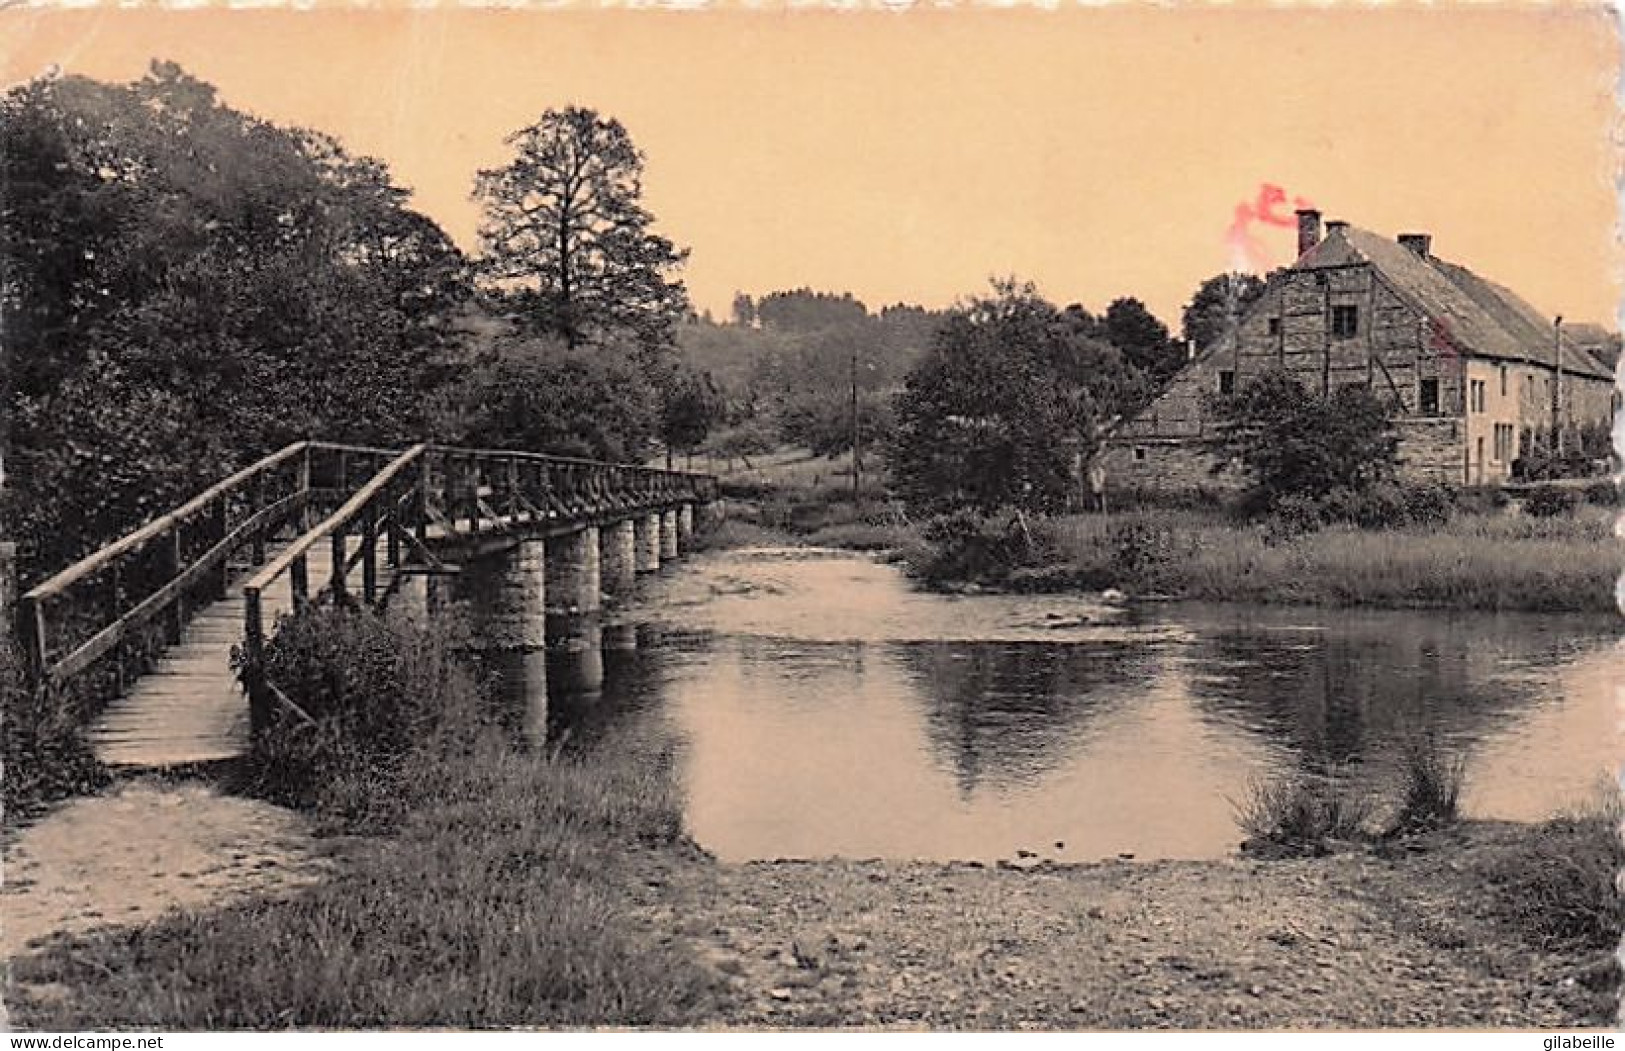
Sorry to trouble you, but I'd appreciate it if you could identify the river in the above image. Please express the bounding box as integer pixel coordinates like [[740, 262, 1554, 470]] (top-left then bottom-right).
[[483, 546, 1623, 865]]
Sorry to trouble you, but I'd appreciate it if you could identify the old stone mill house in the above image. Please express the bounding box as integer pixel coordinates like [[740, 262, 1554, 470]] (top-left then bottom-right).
[[1098, 210, 1618, 493]]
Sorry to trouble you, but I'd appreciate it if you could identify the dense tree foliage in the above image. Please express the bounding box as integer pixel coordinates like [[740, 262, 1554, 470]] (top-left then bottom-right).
[[2, 63, 469, 579], [1181, 272, 1266, 354], [1101, 296, 1182, 385], [473, 107, 688, 353], [1213, 371, 1398, 512], [888, 280, 1146, 514], [658, 368, 727, 466], [451, 335, 661, 464]]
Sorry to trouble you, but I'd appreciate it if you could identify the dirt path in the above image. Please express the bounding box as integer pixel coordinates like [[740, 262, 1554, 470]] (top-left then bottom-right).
[[3, 780, 333, 964], [630, 827, 1612, 1029]]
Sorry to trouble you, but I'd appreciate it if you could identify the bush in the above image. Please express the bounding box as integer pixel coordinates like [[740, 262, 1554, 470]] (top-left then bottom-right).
[[1, 643, 108, 822], [911, 507, 1047, 584], [1523, 486, 1581, 519], [1474, 792, 1624, 951], [1453, 486, 1510, 516], [1401, 484, 1456, 526], [1232, 768, 1375, 856], [1105, 517, 1180, 579], [1387, 737, 1466, 835], [1261, 494, 1324, 544], [239, 604, 489, 829], [1582, 480, 1617, 508]]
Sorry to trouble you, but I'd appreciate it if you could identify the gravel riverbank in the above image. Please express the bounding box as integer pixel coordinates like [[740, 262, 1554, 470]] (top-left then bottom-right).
[[629, 823, 1616, 1029]]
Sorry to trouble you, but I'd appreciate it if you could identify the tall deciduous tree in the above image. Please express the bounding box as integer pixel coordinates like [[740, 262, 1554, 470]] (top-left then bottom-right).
[[888, 280, 1143, 514], [1101, 297, 1181, 385], [473, 107, 689, 353]]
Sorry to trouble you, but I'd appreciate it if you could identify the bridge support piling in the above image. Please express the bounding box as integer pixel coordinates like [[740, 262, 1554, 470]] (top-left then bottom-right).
[[0, 542, 15, 643], [635, 514, 662, 574], [545, 527, 600, 617], [465, 541, 550, 747], [660, 510, 680, 561], [599, 519, 637, 597], [677, 504, 695, 553]]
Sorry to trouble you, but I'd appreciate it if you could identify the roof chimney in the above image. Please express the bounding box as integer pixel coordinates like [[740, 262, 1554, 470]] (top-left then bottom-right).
[[1295, 208, 1322, 258], [1397, 233, 1432, 258], [1325, 219, 1349, 236]]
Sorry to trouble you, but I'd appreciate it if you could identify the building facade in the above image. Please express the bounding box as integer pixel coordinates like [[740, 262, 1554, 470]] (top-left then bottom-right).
[[1098, 213, 1617, 494]]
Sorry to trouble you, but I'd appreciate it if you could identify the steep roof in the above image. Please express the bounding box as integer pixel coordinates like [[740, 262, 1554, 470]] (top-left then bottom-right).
[[1297, 226, 1614, 381]]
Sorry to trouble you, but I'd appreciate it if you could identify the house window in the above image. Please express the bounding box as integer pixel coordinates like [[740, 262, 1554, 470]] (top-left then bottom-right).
[[1267, 318, 1281, 336], [1419, 378, 1440, 416], [1469, 379, 1486, 413], [1499, 365, 1507, 397], [1493, 423, 1515, 463], [1133, 446, 1147, 462], [1218, 370, 1236, 395], [1331, 305, 1359, 338]]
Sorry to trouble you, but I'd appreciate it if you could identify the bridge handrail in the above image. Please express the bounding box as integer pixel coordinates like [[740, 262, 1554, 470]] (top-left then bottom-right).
[[428, 443, 713, 482], [24, 442, 310, 602], [16, 440, 405, 694], [22, 440, 403, 602], [244, 444, 427, 599]]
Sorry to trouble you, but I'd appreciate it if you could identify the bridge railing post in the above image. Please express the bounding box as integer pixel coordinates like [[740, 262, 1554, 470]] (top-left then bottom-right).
[[417, 456, 432, 547], [17, 592, 47, 697], [164, 528, 185, 646], [361, 501, 378, 605], [243, 586, 268, 735], [290, 553, 309, 609], [250, 470, 267, 565], [330, 529, 348, 602], [506, 456, 520, 522], [297, 445, 313, 530]]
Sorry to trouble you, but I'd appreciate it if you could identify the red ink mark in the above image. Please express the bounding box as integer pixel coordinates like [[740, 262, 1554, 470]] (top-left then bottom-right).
[[1427, 319, 1458, 360], [1225, 184, 1316, 274]]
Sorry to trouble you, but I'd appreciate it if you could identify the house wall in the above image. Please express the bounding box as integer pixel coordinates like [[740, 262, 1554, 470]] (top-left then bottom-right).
[[1465, 360, 1614, 483], [1104, 257, 1615, 493]]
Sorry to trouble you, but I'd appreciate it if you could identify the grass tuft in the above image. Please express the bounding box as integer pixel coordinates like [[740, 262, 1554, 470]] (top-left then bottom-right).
[[1232, 767, 1375, 856], [1387, 736, 1467, 836]]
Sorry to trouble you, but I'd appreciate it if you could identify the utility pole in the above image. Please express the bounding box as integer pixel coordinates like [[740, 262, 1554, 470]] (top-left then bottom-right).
[[850, 349, 861, 498], [1553, 316, 1565, 458]]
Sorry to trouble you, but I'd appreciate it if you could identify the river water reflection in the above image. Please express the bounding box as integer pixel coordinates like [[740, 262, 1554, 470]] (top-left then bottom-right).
[[483, 547, 1623, 864]]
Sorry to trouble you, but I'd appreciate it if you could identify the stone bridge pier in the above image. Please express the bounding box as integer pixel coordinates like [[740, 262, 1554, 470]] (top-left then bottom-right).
[[442, 501, 709, 746]]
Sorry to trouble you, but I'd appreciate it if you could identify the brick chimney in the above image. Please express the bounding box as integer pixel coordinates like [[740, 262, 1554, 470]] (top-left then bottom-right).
[[1295, 208, 1322, 258], [1397, 233, 1432, 258]]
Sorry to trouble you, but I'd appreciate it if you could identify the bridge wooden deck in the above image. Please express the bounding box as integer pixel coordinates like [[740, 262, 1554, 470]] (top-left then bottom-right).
[[87, 536, 395, 768]]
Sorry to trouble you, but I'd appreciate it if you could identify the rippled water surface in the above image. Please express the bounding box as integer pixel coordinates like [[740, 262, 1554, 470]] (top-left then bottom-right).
[[496, 547, 1624, 864]]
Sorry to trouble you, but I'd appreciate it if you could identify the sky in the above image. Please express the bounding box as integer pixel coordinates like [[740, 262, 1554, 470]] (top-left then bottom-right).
[[2, 4, 1620, 330]]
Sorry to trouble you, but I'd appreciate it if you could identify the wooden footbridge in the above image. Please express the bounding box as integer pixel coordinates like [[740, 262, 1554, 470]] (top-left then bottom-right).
[[15, 442, 716, 769]]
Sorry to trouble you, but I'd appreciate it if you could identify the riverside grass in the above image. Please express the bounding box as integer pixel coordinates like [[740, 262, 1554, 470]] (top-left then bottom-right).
[[10, 608, 718, 1029], [990, 507, 1620, 613], [12, 747, 717, 1028]]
